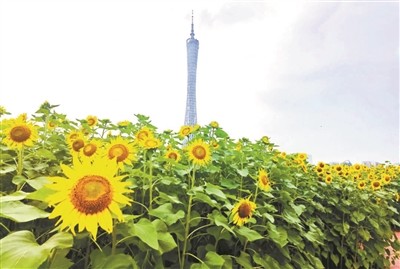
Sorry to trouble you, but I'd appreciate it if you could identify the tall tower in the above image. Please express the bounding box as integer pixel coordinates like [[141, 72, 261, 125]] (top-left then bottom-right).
[[184, 11, 199, 126]]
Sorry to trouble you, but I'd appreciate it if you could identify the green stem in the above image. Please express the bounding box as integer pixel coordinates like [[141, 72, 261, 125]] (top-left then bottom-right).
[[180, 166, 196, 269], [180, 195, 193, 269], [149, 162, 153, 213], [84, 238, 91, 269], [17, 146, 24, 176], [253, 183, 259, 203], [111, 220, 117, 255]]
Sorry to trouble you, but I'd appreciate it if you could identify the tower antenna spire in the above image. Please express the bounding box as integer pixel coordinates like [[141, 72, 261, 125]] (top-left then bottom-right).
[[190, 10, 195, 38]]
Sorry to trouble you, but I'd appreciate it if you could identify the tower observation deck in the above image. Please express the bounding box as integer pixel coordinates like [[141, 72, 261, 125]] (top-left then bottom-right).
[[184, 12, 199, 126]]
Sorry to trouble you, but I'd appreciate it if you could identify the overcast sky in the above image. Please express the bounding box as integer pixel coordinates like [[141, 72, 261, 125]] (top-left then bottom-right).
[[0, 1, 399, 164]]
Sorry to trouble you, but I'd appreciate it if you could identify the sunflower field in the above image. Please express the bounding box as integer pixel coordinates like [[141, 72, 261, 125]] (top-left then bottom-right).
[[0, 102, 399, 269]]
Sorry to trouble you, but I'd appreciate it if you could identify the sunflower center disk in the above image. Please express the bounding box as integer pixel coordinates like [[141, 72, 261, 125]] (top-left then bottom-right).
[[72, 139, 85, 151], [71, 175, 112, 214], [109, 145, 128, 162], [168, 153, 178, 160], [83, 144, 97, 156], [10, 126, 31, 142], [261, 175, 269, 185], [192, 146, 206, 160], [238, 203, 251, 218]]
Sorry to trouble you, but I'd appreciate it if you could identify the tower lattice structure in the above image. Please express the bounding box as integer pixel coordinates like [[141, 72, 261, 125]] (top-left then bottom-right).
[[184, 12, 199, 126]]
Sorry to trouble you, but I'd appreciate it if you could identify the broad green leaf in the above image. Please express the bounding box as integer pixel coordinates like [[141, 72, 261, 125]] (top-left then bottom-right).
[[331, 253, 340, 266], [149, 203, 185, 226], [205, 183, 226, 199], [152, 219, 177, 254], [253, 253, 281, 269], [0, 191, 28, 202], [0, 201, 49, 222], [12, 175, 26, 185], [235, 226, 263, 242], [210, 211, 234, 234], [39, 249, 73, 269], [0, 231, 73, 269], [351, 211, 366, 223], [235, 251, 253, 269], [132, 218, 159, 250], [236, 168, 249, 177], [36, 148, 57, 160], [193, 192, 218, 208], [290, 202, 306, 216], [91, 249, 137, 269], [267, 222, 288, 247], [26, 177, 50, 190], [26, 186, 56, 202], [204, 251, 225, 269], [358, 228, 371, 241]]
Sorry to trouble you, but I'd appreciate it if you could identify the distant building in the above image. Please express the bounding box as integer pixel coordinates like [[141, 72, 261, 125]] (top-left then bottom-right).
[[184, 11, 199, 126]]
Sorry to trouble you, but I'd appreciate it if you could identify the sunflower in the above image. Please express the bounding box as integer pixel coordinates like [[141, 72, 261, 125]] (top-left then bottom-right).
[[86, 115, 98, 127], [317, 162, 326, 169], [46, 120, 57, 130], [211, 139, 219, 149], [66, 130, 84, 143], [165, 149, 181, 162], [179, 125, 193, 138], [69, 138, 85, 154], [395, 192, 400, 202], [258, 169, 271, 191], [371, 180, 381, 191], [118, 120, 130, 127], [325, 175, 332, 184], [142, 137, 161, 149], [135, 127, 154, 142], [46, 157, 132, 240], [231, 197, 256, 226], [353, 163, 362, 171], [1, 114, 38, 149], [210, 121, 219, 128], [381, 174, 391, 184], [261, 136, 270, 144], [296, 153, 308, 161], [106, 137, 136, 168], [81, 140, 102, 159], [357, 180, 366, 190], [186, 139, 211, 166]]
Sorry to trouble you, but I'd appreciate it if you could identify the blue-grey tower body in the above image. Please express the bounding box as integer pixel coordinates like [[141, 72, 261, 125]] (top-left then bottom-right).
[[184, 14, 199, 126]]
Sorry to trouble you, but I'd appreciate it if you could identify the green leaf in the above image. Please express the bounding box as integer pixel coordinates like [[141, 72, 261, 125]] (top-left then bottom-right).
[[39, 249, 73, 269], [26, 186, 56, 202], [204, 251, 225, 269], [253, 253, 282, 269], [236, 168, 249, 177], [267, 222, 288, 247], [0, 231, 73, 269], [205, 183, 227, 200], [0, 191, 29, 202], [193, 192, 218, 208], [235, 251, 253, 269], [36, 148, 57, 160], [132, 218, 159, 250], [26, 177, 50, 190], [152, 219, 177, 254], [91, 249, 137, 269], [351, 211, 366, 223], [0, 201, 49, 222], [149, 203, 185, 226], [210, 211, 235, 235], [12, 175, 26, 185], [236, 226, 263, 242], [358, 228, 371, 241], [331, 253, 340, 266]]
